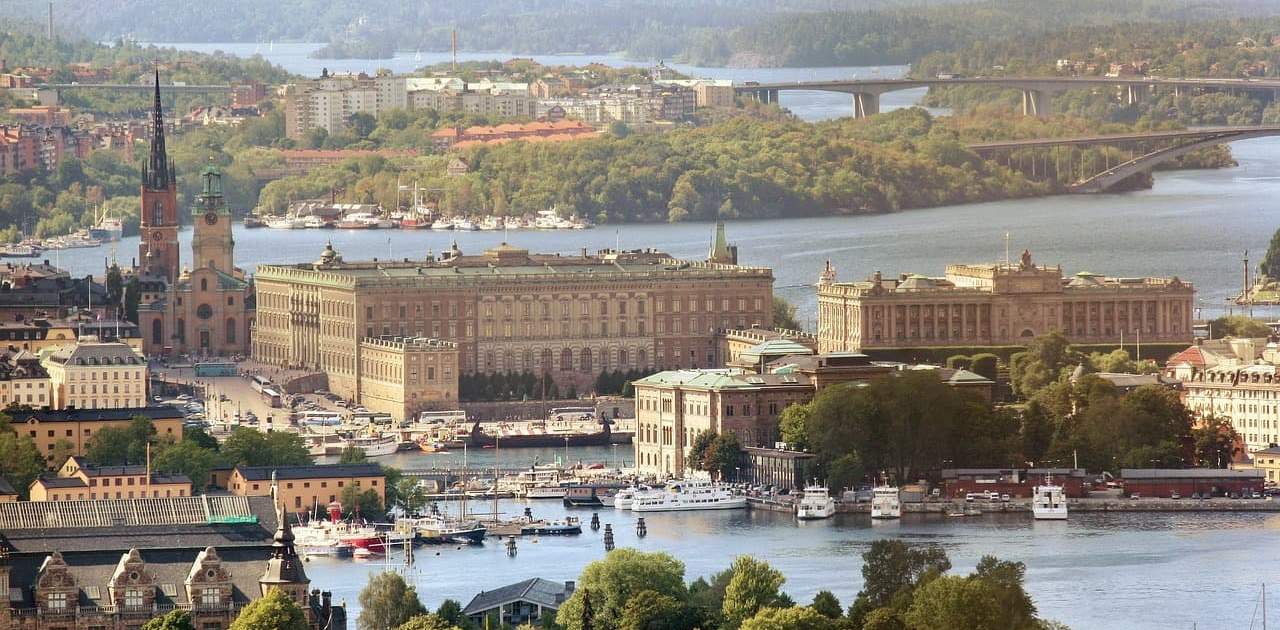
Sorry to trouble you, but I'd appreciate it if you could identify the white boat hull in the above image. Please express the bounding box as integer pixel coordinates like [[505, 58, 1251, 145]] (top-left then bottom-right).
[[631, 498, 747, 512], [1033, 509, 1068, 520]]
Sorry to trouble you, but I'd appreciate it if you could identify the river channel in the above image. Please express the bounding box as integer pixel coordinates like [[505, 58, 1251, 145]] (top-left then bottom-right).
[[64, 44, 1280, 628]]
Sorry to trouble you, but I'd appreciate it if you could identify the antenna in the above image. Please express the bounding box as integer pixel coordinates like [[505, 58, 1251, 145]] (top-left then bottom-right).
[[1004, 232, 1010, 267]]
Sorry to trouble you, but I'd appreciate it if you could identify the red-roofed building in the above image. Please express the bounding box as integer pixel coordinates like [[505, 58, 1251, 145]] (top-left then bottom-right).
[[430, 120, 596, 151]]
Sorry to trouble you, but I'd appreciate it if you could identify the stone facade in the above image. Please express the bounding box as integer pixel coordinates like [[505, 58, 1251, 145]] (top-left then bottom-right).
[[357, 336, 459, 421], [41, 337, 147, 409], [252, 229, 771, 396], [816, 250, 1195, 353], [29, 456, 191, 501]]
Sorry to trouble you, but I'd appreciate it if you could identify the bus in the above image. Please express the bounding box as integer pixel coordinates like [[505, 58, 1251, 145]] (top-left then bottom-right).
[[195, 362, 238, 377], [261, 387, 283, 408], [250, 375, 271, 393]]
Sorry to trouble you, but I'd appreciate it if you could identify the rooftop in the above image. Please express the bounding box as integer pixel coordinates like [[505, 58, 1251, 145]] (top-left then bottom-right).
[[234, 463, 383, 482], [43, 337, 144, 366], [8, 406, 183, 424], [463, 578, 575, 615], [633, 368, 808, 390], [1121, 468, 1265, 479]]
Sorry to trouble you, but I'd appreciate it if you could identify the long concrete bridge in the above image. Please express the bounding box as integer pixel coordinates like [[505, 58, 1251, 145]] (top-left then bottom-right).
[[965, 125, 1280, 192], [737, 76, 1280, 118]]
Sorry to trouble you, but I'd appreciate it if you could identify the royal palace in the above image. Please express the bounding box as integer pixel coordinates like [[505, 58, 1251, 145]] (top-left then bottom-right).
[[251, 224, 773, 419], [816, 250, 1195, 353]]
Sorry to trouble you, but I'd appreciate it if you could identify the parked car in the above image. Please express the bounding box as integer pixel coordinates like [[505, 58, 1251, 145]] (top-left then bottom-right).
[[1000, 494, 1011, 502], [1170, 491, 1181, 499], [1130, 493, 1141, 500]]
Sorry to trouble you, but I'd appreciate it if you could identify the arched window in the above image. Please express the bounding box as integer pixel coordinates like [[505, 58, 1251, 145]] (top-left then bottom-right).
[[523, 349, 532, 371], [200, 278, 208, 292], [619, 348, 629, 367], [581, 348, 592, 373], [638, 348, 648, 367], [560, 348, 573, 372], [541, 349, 552, 371], [226, 318, 237, 344], [485, 351, 495, 370], [151, 319, 163, 345], [152, 201, 163, 225]]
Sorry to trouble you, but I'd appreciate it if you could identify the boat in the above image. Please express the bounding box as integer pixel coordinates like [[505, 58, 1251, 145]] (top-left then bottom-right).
[[396, 515, 487, 544], [452, 217, 477, 231], [295, 502, 387, 552], [430, 218, 454, 230], [59, 231, 102, 248], [521, 517, 582, 536], [302, 215, 330, 229], [533, 209, 561, 229], [266, 216, 305, 229], [525, 483, 569, 500], [478, 216, 502, 231], [562, 483, 626, 508], [613, 486, 648, 510], [242, 215, 267, 228], [796, 484, 837, 520], [870, 484, 902, 520], [468, 410, 614, 448], [0, 245, 39, 258], [1032, 473, 1068, 520], [348, 433, 400, 457], [88, 206, 123, 241], [630, 479, 747, 512]]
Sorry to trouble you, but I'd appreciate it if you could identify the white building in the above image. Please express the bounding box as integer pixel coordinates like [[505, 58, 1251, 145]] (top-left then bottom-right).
[[1167, 337, 1280, 453]]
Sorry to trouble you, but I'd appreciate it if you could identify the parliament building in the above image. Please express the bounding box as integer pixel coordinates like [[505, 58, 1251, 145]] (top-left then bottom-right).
[[252, 224, 773, 417], [817, 250, 1195, 353]]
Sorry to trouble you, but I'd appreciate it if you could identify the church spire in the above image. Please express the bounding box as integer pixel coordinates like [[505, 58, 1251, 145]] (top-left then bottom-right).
[[144, 66, 171, 191]]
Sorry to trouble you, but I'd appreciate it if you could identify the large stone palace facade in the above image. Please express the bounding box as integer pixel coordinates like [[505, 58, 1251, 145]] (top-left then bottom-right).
[[816, 250, 1195, 353], [252, 226, 773, 411]]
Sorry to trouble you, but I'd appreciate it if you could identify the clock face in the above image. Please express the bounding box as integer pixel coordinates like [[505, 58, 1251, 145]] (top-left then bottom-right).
[[151, 231, 164, 241], [204, 212, 218, 226]]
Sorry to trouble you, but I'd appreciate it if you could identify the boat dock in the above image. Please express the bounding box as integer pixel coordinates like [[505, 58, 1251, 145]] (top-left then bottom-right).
[[747, 496, 1280, 514]]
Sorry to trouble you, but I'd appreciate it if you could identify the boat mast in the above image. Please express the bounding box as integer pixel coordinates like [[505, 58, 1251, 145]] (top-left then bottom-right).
[[493, 435, 499, 519]]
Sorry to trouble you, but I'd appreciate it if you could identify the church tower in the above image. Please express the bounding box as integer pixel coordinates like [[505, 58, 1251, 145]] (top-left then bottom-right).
[[192, 163, 235, 273], [259, 503, 310, 605], [139, 68, 180, 283]]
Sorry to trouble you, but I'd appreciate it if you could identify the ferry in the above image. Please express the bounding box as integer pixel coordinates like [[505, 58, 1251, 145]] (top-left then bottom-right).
[[796, 484, 837, 520], [630, 479, 747, 512], [301, 215, 331, 229], [242, 215, 267, 228], [348, 433, 400, 457], [267, 216, 305, 229], [870, 484, 902, 520], [0, 245, 40, 258], [1032, 473, 1068, 520], [562, 483, 626, 508], [467, 412, 613, 448], [533, 209, 561, 229], [478, 216, 502, 231], [88, 206, 123, 241], [612, 485, 648, 510]]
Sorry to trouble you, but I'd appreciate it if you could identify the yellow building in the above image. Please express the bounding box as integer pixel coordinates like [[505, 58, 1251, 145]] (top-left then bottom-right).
[[0, 349, 51, 409], [41, 336, 148, 410], [357, 336, 459, 421], [1249, 445, 1280, 484], [8, 407, 184, 462], [253, 224, 772, 398], [28, 455, 192, 501], [816, 250, 1194, 354], [228, 464, 386, 512]]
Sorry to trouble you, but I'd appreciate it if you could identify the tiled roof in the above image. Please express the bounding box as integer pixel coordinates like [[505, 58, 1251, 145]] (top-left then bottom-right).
[[44, 339, 144, 366], [9, 407, 183, 423], [463, 578, 573, 615], [235, 464, 383, 481], [633, 368, 809, 390], [1122, 468, 1264, 479]]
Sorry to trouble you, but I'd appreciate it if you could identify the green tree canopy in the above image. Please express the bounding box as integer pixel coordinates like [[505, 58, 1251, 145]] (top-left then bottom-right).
[[618, 589, 687, 630], [810, 591, 842, 619], [848, 540, 951, 626], [0, 413, 46, 499], [555, 550, 688, 630], [86, 416, 157, 465], [740, 607, 835, 630], [772, 296, 802, 331], [395, 614, 461, 630], [721, 556, 786, 628], [141, 609, 195, 630], [1208, 315, 1270, 339], [359, 572, 426, 630], [229, 588, 309, 630], [220, 427, 312, 467]]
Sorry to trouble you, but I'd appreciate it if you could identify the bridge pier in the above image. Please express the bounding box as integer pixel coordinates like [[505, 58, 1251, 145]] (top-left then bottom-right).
[[749, 88, 780, 105], [1125, 85, 1145, 106], [852, 92, 880, 119], [1021, 89, 1050, 117]]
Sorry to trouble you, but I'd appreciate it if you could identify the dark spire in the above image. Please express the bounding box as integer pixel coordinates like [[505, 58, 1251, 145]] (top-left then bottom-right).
[[260, 503, 309, 587], [144, 66, 171, 191]]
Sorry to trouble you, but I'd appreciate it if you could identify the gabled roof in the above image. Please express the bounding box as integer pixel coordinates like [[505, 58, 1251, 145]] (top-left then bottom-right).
[[11, 407, 183, 424], [463, 578, 573, 615]]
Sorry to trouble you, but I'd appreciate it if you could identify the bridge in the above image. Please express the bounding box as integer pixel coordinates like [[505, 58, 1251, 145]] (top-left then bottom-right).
[[736, 76, 1280, 118], [46, 83, 234, 95], [964, 125, 1280, 192]]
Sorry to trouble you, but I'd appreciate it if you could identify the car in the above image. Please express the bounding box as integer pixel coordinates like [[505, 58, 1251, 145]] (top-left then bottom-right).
[[336, 400, 349, 408], [1254, 491, 1264, 499], [177, 394, 192, 401], [1229, 492, 1240, 499], [1190, 492, 1201, 500], [153, 395, 163, 402], [1130, 493, 1141, 500], [1000, 494, 1011, 503], [1170, 491, 1181, 499]]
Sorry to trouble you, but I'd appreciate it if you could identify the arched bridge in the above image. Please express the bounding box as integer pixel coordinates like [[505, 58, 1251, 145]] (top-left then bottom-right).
[[965, 126, 1280, 192], [736, 76, 1280, 118]]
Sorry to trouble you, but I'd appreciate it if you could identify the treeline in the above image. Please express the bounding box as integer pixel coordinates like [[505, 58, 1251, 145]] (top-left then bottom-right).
[[681, 0, 1280, 67], [259, 108, 1052, 222], [458, 369, 652, 402]]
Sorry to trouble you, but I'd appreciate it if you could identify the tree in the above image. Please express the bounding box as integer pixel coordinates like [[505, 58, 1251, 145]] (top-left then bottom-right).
[[153, 438, 220, 491], [739, 607, 835, 630], [971, 556, 1037, 629], [810, 591, 842, 619], [687, 430, 717, 473], [848, 540, 951, 626], [395, 614, 461, 630], [778, 403, 811, 451], [339, 446, 369, 464], [230, 588, 309, 630], [1010, 330, 1077, 398], [434, 600, 467, 629], [555, 550, 688, 630], [1193, 414, 1240, 468], [142, 609, 195, 630], [86, 416, 157, 465], [862, 608, 907, 630], [359, 571, 426, 630], [1208, 315, 1270, 339], [349, 112, 378, 139], [618, 589, 685, 630], [0, 414, 46, 499], [221, 427, 312, 467], [772, 296, 802, 331], [341, 486, 385, 518], [968, 353, 999, 381], [706, 433, 744, 481], [903, 575, 1003, 630], [722, 556, 786, 628]]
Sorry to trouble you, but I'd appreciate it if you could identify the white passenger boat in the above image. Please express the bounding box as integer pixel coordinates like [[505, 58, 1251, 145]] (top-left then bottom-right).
[[349, 433, 399, 457], [630, 479, 746, 512], [796, 484, 836, 520], [870, 484, 901, 520], [452, 217, 477, 231], [430, 218, 454, 230], [267, 216, 305, 229], [1032, 473, 1068, 520]]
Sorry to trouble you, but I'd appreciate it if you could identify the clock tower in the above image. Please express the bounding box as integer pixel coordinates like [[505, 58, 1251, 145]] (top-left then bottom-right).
[[191, 163, 234, 273], [138, 68, 179, 283]]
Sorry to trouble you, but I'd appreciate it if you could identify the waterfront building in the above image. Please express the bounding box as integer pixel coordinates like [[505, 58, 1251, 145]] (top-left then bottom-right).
[[1249, 445, 1280, 484], [0, 495, 346, 630], [1120, 468, 1263, 498], [6, 407, 184, 462], [1167, 337, 1280, 454], [41, 336, 147, 409], [428, 120, 595, 151], [29, 456, 191, 501], [228, 464, 385, 512], [461, 578, 575, 627], [816, 250, 1195, 354], [941, 468, 1089, 499], [252, 225, 771, 400], [655, 79, 736, 108], [742, 447, 815, 490]]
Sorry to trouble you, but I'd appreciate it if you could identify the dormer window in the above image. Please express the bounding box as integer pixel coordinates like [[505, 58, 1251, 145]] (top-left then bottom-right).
[[201, 588, 220, 607], [46, 592, 68, 611], [124, 587, 145, 609]]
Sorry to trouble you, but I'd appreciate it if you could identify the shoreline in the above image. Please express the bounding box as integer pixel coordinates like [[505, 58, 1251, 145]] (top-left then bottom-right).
[[749, 496, 1280, 514]]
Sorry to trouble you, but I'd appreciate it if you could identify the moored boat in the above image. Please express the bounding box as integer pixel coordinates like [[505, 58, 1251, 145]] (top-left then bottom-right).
[[797, 484, 837, 520], [520, 517, 582, 536], [870, 483, 901, 520], [630, 479, 746, 512], [1032, 473, 1068, 520]]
